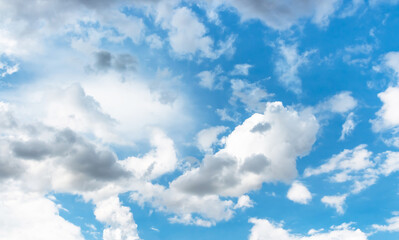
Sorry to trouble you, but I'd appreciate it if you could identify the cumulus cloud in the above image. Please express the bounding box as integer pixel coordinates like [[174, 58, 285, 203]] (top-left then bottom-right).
[[0, 61, 19, 77], [94, 196, 140, 240], [371, 87, 399, 132], [0, 189, 85, 240], [286, 181, 312, 204], [321, 194, 348, 214], [171, 101, 319, 197], [275, 43, 315, 94], [248, 218, 368, 240], [230, 79, 273, 112]]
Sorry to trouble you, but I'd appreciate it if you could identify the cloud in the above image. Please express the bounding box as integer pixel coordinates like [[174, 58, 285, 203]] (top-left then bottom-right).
[[316, 91, 358, 114], [230, 64, 253, 76], [213, 0, 341, 30], [145, 34, 164, 49], [286, 181, 312, 204], [171, 101, 319, 197], [165, 7, 235, 59], [230, 79, 273, 112], [340, 112, 356, 141], [321, 194, 348, 214], [248, 218, 368, 240], [304, 145, 377, 194], [92, 51, 137, 72], [197, 65, 223, 90], [371, 87, 399, 132], [0, 188, 85, 240], [0, 0, 144, 57], [275, 43, 315, 94], [0, 61, 19, 77], [196, 126, 228, 153], [234, 195, 254, 209], [94, 196, 140, 240], [373, 213, 399, 232]]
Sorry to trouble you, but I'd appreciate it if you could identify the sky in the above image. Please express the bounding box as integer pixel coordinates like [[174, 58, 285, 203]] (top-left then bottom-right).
[[2, 0, 399, 239]]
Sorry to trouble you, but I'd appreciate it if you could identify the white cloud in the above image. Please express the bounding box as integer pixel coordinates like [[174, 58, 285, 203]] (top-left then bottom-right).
[[94, 196, 140, 240], [304, 145, 377, 194], [230, 64, 253, 76], [145, 34, 164, 49], [196, 126, 228, 153], [230, 79, 273, 112], [275, 43, 315, 94], [0, 0, 145, 57], [0, 188, 84, 240], [316, 91, 358, 114], [287, 181, 312, 204], [234, 195, 254, 209], [166, 7, 235, 59], [321, 194, 348, 214], [340, 112, 356, 141], [171, 101, 319, 197], [216, 108, 236, 122], [0, 61, 19, 77], [373, 214, 399, 232], [197, 65, 223, 90], [248, 218, 368, 240], [372, 87, 399, 132]]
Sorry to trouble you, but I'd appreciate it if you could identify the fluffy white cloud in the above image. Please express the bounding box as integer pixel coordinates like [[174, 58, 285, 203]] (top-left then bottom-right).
[[249, 218, 368, 240], [287, 181, 312, 204], [196, 126, 228, 153], [230, 79, 273, 112], [94, 196, 140, 240], [372, 87, 399, 132], [171, 101, 319, 197], [0, 188, 84, 240], [230, 64, 253, 76], [275, 43, 315, 94], [321, 194, 348, 214]]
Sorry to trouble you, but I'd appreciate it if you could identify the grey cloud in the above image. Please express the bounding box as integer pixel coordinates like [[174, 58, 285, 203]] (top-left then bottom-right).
[[212, 0, 341, 30], [240, 154, 270, 174], [12, 140, 52, 160], [93, 51, 137, 72], [250, 122, 271, 133], [171, 155, 239, 196]]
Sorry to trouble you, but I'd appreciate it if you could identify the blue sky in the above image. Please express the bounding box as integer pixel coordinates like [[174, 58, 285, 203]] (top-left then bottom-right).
[[1, 0, 399, 239]]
